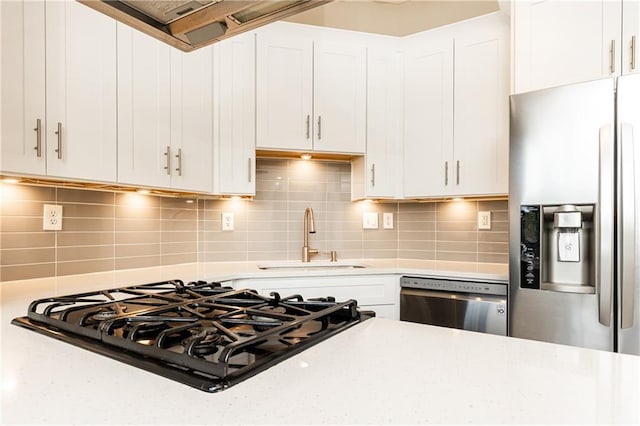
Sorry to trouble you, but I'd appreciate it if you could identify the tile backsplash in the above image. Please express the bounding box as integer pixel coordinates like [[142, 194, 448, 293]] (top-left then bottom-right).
[[0, 158, 507, 282]]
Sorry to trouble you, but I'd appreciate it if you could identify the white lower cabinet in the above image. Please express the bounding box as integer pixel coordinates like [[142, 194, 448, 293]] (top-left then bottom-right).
[[228, 275, 400, 320]]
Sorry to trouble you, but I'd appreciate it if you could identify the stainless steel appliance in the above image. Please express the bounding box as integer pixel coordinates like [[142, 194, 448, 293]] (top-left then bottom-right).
[[400, 276, 507, 336], [12, 280, 373, 392], [78, 0, 330, 52], [509, 74, 640, 355]]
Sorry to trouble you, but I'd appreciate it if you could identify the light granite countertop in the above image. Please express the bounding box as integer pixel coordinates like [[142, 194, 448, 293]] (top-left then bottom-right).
[[9, 261, 636, 424]]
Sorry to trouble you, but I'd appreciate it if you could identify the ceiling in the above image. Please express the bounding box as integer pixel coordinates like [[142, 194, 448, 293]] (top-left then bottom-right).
[[283, 0, 501, 37]]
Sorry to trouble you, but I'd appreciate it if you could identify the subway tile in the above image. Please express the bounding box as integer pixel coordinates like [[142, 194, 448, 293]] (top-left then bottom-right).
[[397, 230, 436, 241], [399, 240, 436, 251], [1, 232, 54, 249], [1, 200, 47, 217], [162, 253, 197, 265], [436, 251, 478, 262], [115, 231, 161, 245], [58, 245, 113, 262], [478, 200, 508, 211], [288, 189, 327, 202], [58, 188, 114, 205], [203, 241, 248, 252], [115, 256, 161, 270], [398, 221, 436, 232], [0, 185, 56, 202], [161, 220, 198, 232], [1, 247, 55, 265], [161, 241, 197, 255], [0, 217, 43, 233], [253, 188, 288, 201], [115, 244, 160, 258], [398, 250, 435, 260], [244, 241, 288, 252], [57, 259, 114, 276], [436, 221, 477, 232], [115, 192, 161, 207], [1, 263, 56, 282], [398, 211, 436, 222], [64, 218, 114, 232], [399, 203, 435, 213], [57, 232, 114, 247], [478, 242, 508, 254], [363, 249, 397, 259], [247, 251, 287, 262], [160, 231, 197, 243], [202, 251, 248, 262], [478, 231, 509, 243], [478, 252, 509, 264], [160, 197, 198, 209], [60, 203, 113, 219], [116, 205, 160, 220], [436, 231, 477, 242], [489, 211, 509, 222], [161, 208, 198, 221], [115, 218, 161, 232], [436, 241, 478, 253]]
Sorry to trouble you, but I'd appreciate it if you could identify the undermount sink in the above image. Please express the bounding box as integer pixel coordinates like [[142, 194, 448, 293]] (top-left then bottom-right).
[[257, 261, 367, 270]]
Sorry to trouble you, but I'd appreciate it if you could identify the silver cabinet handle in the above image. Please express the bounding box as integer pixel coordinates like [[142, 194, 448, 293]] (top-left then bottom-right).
[[54, 122, 62, 159], [456, 160, 460, 185], [33, 118, 42, 157], [317, 115, 322, 140], [598, 125, 614, 326], [632, 35, 637, 71], [175, 148, 182, 176], [370, 163, 375, 187], [248, 157, 252, 183], [164, 146, 171, 175], [610, 39, 616, 74], [444, 161, 449, 186], [620, 123, 636, 329], [306, 115, 310, 139]]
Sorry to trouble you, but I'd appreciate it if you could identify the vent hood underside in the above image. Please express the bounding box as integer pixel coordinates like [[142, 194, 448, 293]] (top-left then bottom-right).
[[78, 0, 331, 52]]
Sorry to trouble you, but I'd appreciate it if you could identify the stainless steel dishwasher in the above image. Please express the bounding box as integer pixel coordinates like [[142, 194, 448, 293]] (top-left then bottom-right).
[[400, 276, 508, 336]]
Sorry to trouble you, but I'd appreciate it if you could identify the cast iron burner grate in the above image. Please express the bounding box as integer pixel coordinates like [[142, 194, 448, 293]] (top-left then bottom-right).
[[12, 279, 374, 392]]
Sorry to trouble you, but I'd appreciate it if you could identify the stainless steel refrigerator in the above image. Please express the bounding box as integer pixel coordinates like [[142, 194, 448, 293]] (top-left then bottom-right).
[[509, 73, 640, 355]]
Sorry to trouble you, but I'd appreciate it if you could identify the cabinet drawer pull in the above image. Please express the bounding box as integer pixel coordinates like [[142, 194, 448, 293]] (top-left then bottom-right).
[[317, 115, 322, 140], [248, 157, 252, 183], [175, 148, 182, 176], [370, 163, 376, 187], [610, 39, 616, 74], [164, 146, 171, 175], [444, 161, 449, 186], [34, 118, 42, 157], [306, 115, 310, 139], [632, 35, 637, 71], [456, 160, 460, 185], [54, 122, 62, 159]]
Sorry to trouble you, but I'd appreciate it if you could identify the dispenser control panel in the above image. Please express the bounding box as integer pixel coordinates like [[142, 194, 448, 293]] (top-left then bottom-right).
[[520, 205, 541, 289]]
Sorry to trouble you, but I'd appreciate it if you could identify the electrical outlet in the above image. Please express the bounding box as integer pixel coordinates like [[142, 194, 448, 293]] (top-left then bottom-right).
[[222, 212, 234, 231], [362, 212, 378, 229], [43, 204, 63, 231], [478, 211, 491, 230], [383, 212, 394, 229]]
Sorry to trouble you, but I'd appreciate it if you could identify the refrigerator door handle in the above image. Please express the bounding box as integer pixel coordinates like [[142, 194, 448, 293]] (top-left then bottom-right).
[[620, 123, 636, 329], [598, 125, 614, 327]]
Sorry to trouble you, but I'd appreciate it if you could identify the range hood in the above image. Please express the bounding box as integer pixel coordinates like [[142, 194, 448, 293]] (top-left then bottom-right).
[[78, 0, 331, 52]]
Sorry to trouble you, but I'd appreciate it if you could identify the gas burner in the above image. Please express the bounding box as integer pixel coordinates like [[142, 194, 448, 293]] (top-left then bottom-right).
[[185, 331, 224, 357], [91, 306, 126, 321]]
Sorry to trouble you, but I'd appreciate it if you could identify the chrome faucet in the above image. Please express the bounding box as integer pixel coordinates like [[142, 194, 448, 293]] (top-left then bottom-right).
[[302, 207, 318, 262]]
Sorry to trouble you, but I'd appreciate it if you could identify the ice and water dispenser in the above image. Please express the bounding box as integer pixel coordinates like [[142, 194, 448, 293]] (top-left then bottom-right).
[[520, 204, 596, 294]]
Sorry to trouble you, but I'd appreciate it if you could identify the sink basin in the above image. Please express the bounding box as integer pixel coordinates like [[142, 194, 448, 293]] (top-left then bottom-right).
[[257, 261, 367, 270]]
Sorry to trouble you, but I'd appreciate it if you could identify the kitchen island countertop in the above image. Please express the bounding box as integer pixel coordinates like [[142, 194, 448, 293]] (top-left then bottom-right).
[[3, 262, 638, 424], [2, 300, 639, 424]]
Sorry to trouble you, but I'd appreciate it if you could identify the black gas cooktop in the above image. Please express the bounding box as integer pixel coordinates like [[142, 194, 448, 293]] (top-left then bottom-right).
[[12, 280, 374, 392]]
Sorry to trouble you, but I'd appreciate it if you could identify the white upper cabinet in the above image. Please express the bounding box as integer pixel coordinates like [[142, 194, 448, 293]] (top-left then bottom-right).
[[1, 0, 46, 176], [403, 29, 455, 198], [453, 14, 509, 196], [352, 46, 403, 200], [214, 32, 256, 196], [117, 24, 172, 189], [313, 41, 366, 154], [1, 0, 117, 182], [256, 31, 313, 151], [403, 12, 509, 198], [512, 0, 628, 94], [255, 24, 366, 154], [117, 24, 213, 192]]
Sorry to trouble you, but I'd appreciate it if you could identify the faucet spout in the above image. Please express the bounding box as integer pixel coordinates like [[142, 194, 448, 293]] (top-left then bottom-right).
[[302, 207, 318, 262]]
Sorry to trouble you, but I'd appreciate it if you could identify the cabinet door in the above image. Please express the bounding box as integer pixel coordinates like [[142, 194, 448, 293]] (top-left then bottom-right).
[[623, 0, 640, 75], [117, 24, 171, 189], [256, 32, 313, 151], [364, 47, 402, 198], [403, 31, 454, 198], [214, 32, 256, 195], [513, 0, 621, 94], [45, 0, 117, 182], [1, 0, 46, 176], [313, 41, 366, 154], [170, 46, 214, 193], [453, 14, 509, 196]]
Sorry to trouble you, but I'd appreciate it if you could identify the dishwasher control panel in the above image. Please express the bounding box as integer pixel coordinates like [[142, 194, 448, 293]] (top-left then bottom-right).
[[400, 276, 507, 296]]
